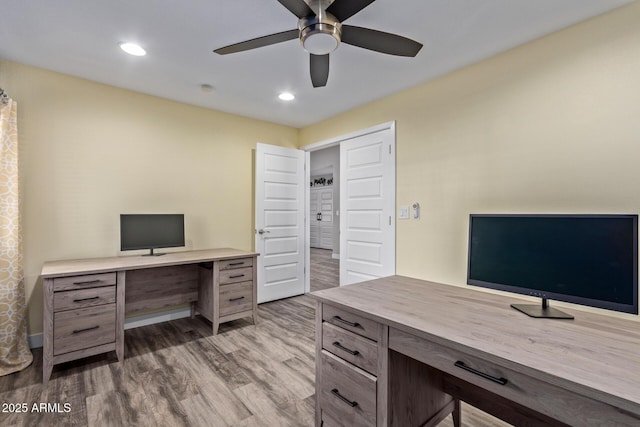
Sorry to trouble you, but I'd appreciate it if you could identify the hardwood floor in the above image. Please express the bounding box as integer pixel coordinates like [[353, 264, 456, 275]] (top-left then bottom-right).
[[310, 248, 339, 293], [1, 253, 508, 426], [1, 297, 318, 427]]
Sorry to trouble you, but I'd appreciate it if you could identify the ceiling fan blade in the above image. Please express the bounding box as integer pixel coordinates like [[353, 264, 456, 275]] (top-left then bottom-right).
[[341, 25, 423, 57], [277, 0, 314, 18], [214, 29, 298, 55], [310, 54, 329, 88], [326, 0, 376, 22]]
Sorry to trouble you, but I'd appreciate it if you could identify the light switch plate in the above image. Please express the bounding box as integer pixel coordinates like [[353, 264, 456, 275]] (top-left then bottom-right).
[[399, 206, 410, 220]]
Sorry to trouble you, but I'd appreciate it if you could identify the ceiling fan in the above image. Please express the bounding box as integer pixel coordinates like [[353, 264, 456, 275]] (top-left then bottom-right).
[[214, 0, 423, 88]]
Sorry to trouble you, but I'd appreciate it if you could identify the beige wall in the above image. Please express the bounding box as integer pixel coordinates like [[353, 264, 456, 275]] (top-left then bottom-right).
[[300, 2, 640, 320], [0, 60, 298, 335], [2, 1, 640, 337]]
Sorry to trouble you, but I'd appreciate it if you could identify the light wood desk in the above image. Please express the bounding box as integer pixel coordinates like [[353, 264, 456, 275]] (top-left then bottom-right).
[[41, 248, 258, 384], [311, 276, 640, 426]]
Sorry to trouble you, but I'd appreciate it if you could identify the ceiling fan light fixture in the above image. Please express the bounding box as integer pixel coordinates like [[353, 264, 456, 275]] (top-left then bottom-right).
[[299, 11, 342, 55], [301, 24, 340, 55]]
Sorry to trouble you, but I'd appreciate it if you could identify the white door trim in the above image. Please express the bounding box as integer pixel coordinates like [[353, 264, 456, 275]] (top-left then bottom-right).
[[301, 121, 396, 152], [304, 151, 310, 294]]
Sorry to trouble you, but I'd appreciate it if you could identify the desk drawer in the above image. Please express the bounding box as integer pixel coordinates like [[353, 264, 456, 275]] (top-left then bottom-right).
[[219, 281, 253, 316], [389, 327, 640, 426], [319, 350, 376, 427], [323, 322, 378, 375], [53, 272, 117, 292], [54, 286, 115, 312], [219, 257, 253, 270], [54, 304, 116, 355], [323, 305, 380, 341], [219, 267, 253, 285]]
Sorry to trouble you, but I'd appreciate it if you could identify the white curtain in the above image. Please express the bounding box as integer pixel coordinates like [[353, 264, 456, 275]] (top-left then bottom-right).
[[0, 92, 33, 376]]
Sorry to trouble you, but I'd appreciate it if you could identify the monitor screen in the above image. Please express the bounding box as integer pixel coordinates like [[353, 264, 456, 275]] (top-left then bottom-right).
[[120, 214, 185, 253], [467, 214, 638, 315]]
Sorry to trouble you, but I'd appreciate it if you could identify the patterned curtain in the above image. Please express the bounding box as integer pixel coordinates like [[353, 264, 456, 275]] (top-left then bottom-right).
[[0, 91, 33, 376]]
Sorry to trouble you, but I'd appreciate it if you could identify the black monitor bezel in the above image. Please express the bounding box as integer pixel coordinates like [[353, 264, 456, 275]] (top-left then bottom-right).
[[120, 214, 185, 252], [467, 214, 639, 315]]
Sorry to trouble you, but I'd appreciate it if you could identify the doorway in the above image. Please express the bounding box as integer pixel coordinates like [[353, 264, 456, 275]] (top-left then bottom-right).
[[254, 122, 396, 302], [309, 146, 340, 292], [304, 121, 396, 291]]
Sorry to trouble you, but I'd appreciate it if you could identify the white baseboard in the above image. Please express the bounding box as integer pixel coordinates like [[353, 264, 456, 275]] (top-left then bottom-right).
[[28, 306, 192, 349], [332, 252, 340, 259]]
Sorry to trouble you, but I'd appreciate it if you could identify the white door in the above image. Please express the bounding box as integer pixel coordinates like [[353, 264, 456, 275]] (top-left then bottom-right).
[[255, 143, 305, 303], [340, 127, 395, 285], [310, 187, 333, 250]]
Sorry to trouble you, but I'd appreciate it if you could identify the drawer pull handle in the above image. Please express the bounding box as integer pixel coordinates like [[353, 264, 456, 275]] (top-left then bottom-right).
[[454, 361, 508, 385], [331, 388, 358, 407], [73, 325, 100, 334], [73, 279, 101, 286], [73, 296, 100, 303], [332, 316, 360, 328], [228, 262, 245, 266], [332, 341, 360, 356], [229, 296, 245, 302], [229, 274, 245, 279]]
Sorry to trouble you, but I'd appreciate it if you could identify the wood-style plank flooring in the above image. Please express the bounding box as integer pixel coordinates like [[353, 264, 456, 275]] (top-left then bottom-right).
[[1, 250, 508, 426], [309, 248, 339, 292]]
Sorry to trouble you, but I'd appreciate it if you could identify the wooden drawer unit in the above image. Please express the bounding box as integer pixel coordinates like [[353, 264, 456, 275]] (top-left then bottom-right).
[[197, 255, 258, 335], [323, 304, 380, 341], [319, 350, 377, 427], [53, 304, 116, 355], [53, 272, 116, 291], [219, 266, 253, 284], [219, 257, 253, 270], [53, 286, 116, 312], [317, 302, 384, 427], [219, 281, 253, 316], [323, 322, 378, 375]]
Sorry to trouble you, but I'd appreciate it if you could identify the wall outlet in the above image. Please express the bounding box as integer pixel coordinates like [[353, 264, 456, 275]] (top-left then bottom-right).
[[399, 206, 410, 220]]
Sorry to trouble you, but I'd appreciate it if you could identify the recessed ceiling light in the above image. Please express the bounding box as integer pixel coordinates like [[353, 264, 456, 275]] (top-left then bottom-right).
[[119, 42, 146, 56], [278, 92, 295, 101]]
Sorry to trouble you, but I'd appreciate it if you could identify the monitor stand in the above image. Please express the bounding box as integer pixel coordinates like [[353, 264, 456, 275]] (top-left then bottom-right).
[[143, 248, 166, 257], [511, 298, 574, 319]]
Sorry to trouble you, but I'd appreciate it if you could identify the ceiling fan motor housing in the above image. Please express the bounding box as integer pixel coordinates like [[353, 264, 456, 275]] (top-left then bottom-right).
[[298, 10, 342, 55]]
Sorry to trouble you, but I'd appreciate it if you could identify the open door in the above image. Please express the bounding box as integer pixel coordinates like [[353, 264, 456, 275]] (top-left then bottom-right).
[[340, 126, 396, 285], [255, 143, 306, 303]]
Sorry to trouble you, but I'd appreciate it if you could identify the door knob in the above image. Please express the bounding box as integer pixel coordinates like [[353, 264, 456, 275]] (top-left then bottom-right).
[[258, 229, 270, 235]]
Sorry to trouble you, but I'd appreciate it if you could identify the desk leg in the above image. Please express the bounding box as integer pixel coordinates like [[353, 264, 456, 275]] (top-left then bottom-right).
[[315, 301, 323, 427], [453, 399, 461, 427], [116, 271, 126, 362], [43, 278, 54, 385], [212, 262, 220, 335]]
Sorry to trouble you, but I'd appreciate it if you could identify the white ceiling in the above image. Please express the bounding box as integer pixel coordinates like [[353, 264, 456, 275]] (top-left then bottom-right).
[[0, 0, 632, 127]]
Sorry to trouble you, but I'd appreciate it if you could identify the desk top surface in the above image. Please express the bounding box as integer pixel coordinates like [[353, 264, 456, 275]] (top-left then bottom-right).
[[41, 248, 258, 278], [311, 275, 640, 413]]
